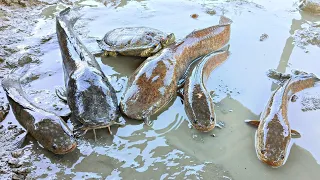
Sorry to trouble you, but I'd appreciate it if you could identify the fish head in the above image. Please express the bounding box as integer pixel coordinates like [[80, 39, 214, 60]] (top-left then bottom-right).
[[255, 116, 290, 168], [34, 114, 77, 154], [120, 52, 177, 120], [67, 67, 120, 127], [161, 33, 176, 47], [185, 86, 216, 132]]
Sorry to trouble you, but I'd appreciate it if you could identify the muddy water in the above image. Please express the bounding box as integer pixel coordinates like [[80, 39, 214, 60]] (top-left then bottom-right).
[[1, 0, 320, 179]]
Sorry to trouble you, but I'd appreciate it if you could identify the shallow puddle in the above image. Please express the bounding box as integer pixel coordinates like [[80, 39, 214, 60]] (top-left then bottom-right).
[[1, 0, 320, 179]]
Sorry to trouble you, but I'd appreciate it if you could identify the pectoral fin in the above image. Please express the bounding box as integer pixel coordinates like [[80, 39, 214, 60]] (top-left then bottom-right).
[[291, 129, 301, 138], [176, 88, 184, 104], [144, 117, 154, 127], [244, 120, 260, 128], [55, 86, 68, 102]]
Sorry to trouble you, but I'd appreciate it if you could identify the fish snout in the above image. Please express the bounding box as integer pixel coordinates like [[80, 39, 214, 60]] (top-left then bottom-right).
[[191, 120, 215, 132], [257, 149, 286, 168], [119, 100, 146, 120], [53, 141, 77, 155]]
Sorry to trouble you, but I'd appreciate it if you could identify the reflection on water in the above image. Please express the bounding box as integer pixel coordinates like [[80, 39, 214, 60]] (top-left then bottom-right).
[[1, 0, 320, 179]]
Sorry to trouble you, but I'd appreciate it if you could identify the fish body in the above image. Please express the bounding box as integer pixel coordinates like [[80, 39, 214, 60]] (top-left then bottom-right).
[[56, 8, 121, 135], [183, 50, 229, 132], [1, 66, 77, 154], [120, 16, 232, 120], [248, 70, 319, 167]]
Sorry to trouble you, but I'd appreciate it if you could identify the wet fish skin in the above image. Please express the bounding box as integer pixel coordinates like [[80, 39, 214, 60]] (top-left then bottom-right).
[[251, 70, 319, 168], [1, 66, 77, 154], [183, 49, 229, 132], [56, 8, 121, 134], [120, 16, 232, 120]]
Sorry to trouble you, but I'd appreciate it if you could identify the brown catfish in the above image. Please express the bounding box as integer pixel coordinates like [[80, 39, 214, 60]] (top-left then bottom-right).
[[182, 49, 229, 132], [120, 16, 232, 121], [2, 65, 77, 154], [245, 70, 320, 168]]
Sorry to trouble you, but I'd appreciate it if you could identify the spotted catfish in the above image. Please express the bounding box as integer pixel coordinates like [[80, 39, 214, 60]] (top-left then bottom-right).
[[2, 65, 77, 154], [180, 49, 229, 132], [245, 69, 320, 168], [56, 7, 121, 140], [120, 16, 232, 123]]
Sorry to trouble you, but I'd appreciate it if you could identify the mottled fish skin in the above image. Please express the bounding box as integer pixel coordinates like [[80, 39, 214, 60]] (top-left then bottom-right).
[[56, 8, 120, 132], [183, 50, 229, 132], [1, 66, 77, 154], [120, 16, 232, 120], [255, 71, 319, 168]]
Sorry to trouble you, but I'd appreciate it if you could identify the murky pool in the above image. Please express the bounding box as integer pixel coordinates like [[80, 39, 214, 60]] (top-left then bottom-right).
[[1, 0, 320, 179]]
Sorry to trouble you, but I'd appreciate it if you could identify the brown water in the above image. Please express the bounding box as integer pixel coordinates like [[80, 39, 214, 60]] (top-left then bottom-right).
[[1, 0, 320, 179]]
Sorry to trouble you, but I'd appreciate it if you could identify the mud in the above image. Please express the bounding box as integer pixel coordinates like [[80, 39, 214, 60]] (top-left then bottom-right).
[[0, 125, 32, 179]]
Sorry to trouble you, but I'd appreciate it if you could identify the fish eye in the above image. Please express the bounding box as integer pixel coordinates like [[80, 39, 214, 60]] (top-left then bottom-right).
[[261, 149, 266, 154], [193, 120, 198, 124], [280, 154, 285, 160]]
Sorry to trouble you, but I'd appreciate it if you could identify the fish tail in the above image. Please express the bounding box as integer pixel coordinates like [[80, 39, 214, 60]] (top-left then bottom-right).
[[10, 63, 30, 78], [57, 7, 82, 27], [219, 15, 233, 26], [2, 63, 30, 88]]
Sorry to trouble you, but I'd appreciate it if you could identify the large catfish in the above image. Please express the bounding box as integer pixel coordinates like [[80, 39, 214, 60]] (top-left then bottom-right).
[[56, 8, 121, 140], [120, 16, 232, 123]]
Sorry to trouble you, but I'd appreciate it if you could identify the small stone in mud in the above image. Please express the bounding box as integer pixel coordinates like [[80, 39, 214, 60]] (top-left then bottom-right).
[[291, 95, 298, 102], [8, 125, 17, 130], [210, 134, 216, 137], [8, 159, 21, 168], [11, 150, 23, 158], [12, 174, 25, 180], [0, 124, 3, 129], [206, 9, 216, 15], [191, 14, 199, 19], [12, 167, 32, 174], [0, 101, 10, 122], [259, 33, 268, 41]]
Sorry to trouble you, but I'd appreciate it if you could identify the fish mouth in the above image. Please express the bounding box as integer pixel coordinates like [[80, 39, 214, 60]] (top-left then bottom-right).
[[192, 122, 215, 132], [256, 152, 284, 168], [260, 158, 283, 168], [54, 142, 77, 155]]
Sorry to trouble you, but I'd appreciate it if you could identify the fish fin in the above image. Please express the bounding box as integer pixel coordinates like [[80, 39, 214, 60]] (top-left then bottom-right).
[[177, 78, 186, 89], [244, 120, 260, 127], [216, 121, 225, 129], [219, 15, 233, 26], [291, 129, 301, 138], [55, 86, 68, 103], [176, 88, 184, 102], [10, 63, 30, 77], [144, 117, 154, 127], [209, 91, 215, 99], [11, 131, 28, 150]]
